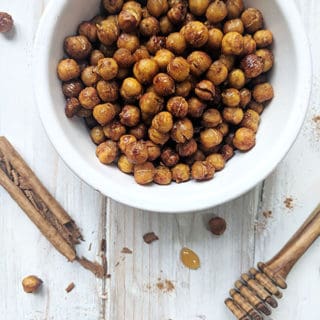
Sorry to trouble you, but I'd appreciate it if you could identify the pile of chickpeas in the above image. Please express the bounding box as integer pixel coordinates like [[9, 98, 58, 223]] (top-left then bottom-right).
[[57, 0, 274, 185]]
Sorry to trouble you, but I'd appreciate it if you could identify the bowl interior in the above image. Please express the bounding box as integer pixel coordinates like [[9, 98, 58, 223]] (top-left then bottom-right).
[[36, 0, 310, 212]]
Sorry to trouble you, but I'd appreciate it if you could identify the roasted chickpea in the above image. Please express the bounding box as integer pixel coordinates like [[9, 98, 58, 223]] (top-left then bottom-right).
[[62, 80, 84, 98], [256, 49, 274, 72], [113, 48, 135, 68], [189, 0, 209, 16], [222, 107, 244, 125], [220, 144, 234, 161], [153, 73, 175, 96], [228, 69, 246, 90], [140, 91, 164, 115], [118, 1, 142, 32], [90, 50, 104, 66], [207, 28, 224, 50], [240, 54, 264, 79], [176, 138, 197, 157], [253, 82, 274, 103], [147, 0, 169, 17], [167, 57, 190, 82], [125, 140, 149, 164], [103, 121, 126, 141], [216, 121, 229, 136], [119, 105, 141, 127], [171, 118, 194, 143], [222, 88, 241, 107], [219, 54, 235, 71], [64, 35, 92, 60], [133, 46, 150, 61], [78, 21, 98, 43], [254, 29, 273, 48], [195, 80, 215, 101], [96, 17, 120, 46], [161, 148, 179, 167], [176, 80, 192, 97], [242, 34, 256, 56], [206, 60, 228, 85], [145, 140, 161, 161], [187, 51, 212, 77], [96, 140, 118, 164], [159, 16, 174, 34], [79, 87, 101, 109], [95, 58, 119, 81], [148, 127, 170, 145], [241, 109, 260, 133], [172, 163, 190, 183], [233, 127, 255, 151], [166, 32, 187, 55], [65, 98, 81, 118], [133, 162, 155, 184], [167, 0, 187, 25], [103, 0, 124, 14], [118, 155, 134, 173], [183, 21, 209, 48], [90, 126, 106, 144], [57, 59, 80, 82], [187, 97, 206, 118], [200, 128, 223, 149], [223, 19, 244, 34], [130, 123, 147, 139], [93, 103, 117, 125], [202, 109, 222, 127], [145, 35, 166, 54], [154, 49, 175, 70], [118, 134, 137, 152], [120, 77, 143, 101], [151, 111, 173, 133], [81, 66, 100, 87], [206, 0, 227, 24], [248, 100, 264, 115], [206, 153, 225, 171], [191, 161, 215, 180], [117, 33, 140, 52], [167, 96, 189, 118], [133, 59, 159, 84], [239, 88, 252, 108], [221, 32, 243, 55], [153, 165, 172, 184], [139, 17, 160, 36], [226, 0, 244, 19], [241, 8, 263, 34], [96, 80, 118, 102]]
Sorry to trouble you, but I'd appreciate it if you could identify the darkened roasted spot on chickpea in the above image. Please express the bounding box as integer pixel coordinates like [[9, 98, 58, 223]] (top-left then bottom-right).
[[57, 0, 275, 185]]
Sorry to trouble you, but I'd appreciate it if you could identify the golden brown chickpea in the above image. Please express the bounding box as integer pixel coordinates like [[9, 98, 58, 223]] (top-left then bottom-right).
[[151, 111, 173, 133], [93, 103, 117, 125], [133, 46, 150, 61], [147, 0, 169, 17], [206, 0, 227, 24], [146, 35, 166, 54], [206, 60, 228, 85], [200, 128, 223, 149], [176, 80, 192, 97], [154, 49, 175, 70], [118, 155, 134, 174], [191, 161, 215, 180], [153, 165, 172, 185], [64, 35, 92, 60], [118, 134, 137, 152], [139, 92, 164, 115], [96, 80, 119, 102], [171, 118, 194, 143], [228, 69, 246, 90], [103, 120, 126, 141], [239, 88, 252, 108], [206, 153, 225, 171], [166, 32, 187, 55], [118, 1, 142, 32], [96, 58, 119, 80], [96, 17, 120, 46], [153, 73, 175, 96], [242, 34, 256, 56], [226, 0, 244, 19], [216, 121, 229, 136], [241, 109, 260, 133], [113, 48, 135, 68], [202, 108, 222, 127], [241, 8, 263, 34], [172, 163, 190, 183], [167, 1, 187, 24], [248, 100, 264, 115], [79, 87, 101, 109], [167, 96, 189, 118], [195, 80, 216, 101], [117, 33, 140, 52], [90, 50, 105, 66], [133, 59, 159, 84], [119, 105, 141, 127], [90, 126, 106, 145], [187, 51, 212, 76], [221, 32, 243, 55], [65, 98, 81, 118], [96, 140, 119, 164], [145, 140, 161, 161], [125, 140, 149, 164], [233, 127, 255, 151], [222, 88, 241, 107], [120, 77, 143, 101], [78, 21, 98, 43], [253, 82, 274, 103], [81, 66, 100, 87], [207, 28, 224, 50], [189, 0, 209, 16], [129, 123, 147, 139], [167, 57, 190, 82], [57, 59, 80, 82], [134, 162, 155, 184], [222, 107, 244, 125], [223, 19, 244, 34], [159, 16, 174, 35], [139, 17, 160, 36], [187, 97, 206, 118], [161, 148, 180, 167], [219, 54, 235, 71], [62, 80, 84, 98], [256, 49, 274, 72], [183, 21, 209, 48], [240, 54, 264, 78], [103, 0, 124, 14], [220, 144, 234, 161], [148, 127, 170, 145], [254, 29, 273, 48], [176, 138, 197, 157]]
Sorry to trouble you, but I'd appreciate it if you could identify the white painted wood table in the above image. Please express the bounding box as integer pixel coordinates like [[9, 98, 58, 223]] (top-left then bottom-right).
[[1, 0, 320, 319]]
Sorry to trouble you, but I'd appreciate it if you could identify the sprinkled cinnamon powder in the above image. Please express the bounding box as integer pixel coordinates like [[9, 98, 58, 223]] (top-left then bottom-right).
[[263, 210, 273, 218], [284, 197, 294, 209]]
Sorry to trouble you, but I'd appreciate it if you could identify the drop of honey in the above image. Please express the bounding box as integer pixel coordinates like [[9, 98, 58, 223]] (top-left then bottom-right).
[[180, 247, 200, 270]]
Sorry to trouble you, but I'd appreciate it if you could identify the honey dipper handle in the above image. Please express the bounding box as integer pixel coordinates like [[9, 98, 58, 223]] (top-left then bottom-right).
[[262, 203, 320, 287]]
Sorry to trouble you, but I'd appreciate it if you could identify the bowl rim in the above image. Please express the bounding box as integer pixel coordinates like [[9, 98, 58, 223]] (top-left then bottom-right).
[[33, 0, 312, 213]]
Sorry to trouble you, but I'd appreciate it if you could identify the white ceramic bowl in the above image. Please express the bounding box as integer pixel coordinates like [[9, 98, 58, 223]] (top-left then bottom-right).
[[34, 0, 311, 213]]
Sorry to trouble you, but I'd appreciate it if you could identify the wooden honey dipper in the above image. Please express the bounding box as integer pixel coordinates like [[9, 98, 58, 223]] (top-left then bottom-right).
[[225, 203, 320, 319]]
